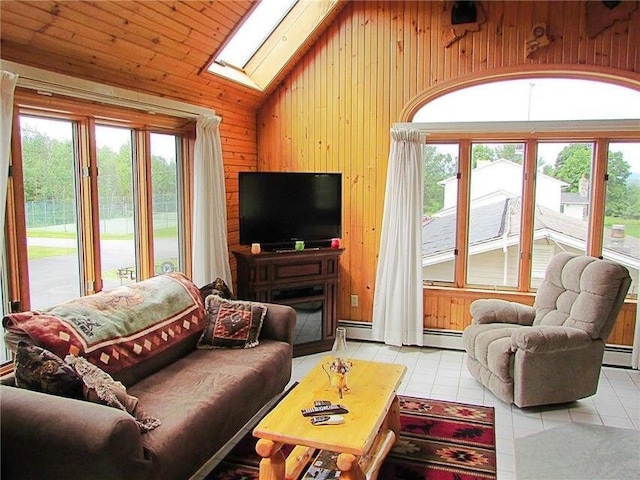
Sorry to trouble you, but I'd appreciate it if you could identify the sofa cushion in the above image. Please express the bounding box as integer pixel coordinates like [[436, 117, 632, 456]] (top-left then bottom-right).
[[129, 339, 293, 480], [3, 273, 205, 377], [14, 341, 84, 399], [197, 295, 266, 349]]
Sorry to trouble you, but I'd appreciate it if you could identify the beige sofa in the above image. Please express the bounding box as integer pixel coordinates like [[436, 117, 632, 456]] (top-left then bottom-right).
[[1, 273, 296, 480], [463, 253, 631, 408]]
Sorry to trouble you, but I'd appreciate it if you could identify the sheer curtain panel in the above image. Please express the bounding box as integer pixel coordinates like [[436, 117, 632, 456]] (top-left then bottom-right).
[[1, 71, 18, 274], [371, 127, 424, 346], [192, 115, 232, 290]]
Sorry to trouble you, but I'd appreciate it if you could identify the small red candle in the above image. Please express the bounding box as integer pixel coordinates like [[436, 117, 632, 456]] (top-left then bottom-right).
[[331, 238, 340, 249]]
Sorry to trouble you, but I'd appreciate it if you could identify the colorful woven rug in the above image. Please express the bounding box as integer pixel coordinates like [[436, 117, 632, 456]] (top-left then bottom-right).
[[206, 395, 496, 480]]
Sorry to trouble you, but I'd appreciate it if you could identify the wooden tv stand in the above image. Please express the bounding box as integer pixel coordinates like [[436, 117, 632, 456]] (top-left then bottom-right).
[[233, 248, 344, 357]]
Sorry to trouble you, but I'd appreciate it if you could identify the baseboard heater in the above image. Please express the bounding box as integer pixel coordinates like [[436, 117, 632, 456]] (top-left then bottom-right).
[[339, 320, 634, 368]]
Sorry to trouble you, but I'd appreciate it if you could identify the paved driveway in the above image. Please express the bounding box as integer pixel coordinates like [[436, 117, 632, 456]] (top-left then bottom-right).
[[27, 236, 179, 308]]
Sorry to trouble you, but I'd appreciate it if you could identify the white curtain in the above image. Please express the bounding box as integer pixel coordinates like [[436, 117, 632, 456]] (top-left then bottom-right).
[[371, 127, 424, 346], [1, 71, 18, 274], [633, 301, 639, 369], [191, 114, 232, 290]]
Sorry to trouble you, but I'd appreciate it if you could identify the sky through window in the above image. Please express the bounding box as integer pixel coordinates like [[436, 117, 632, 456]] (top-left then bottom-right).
[[413, 78, 640, 122], [212, 0, 297, 70]]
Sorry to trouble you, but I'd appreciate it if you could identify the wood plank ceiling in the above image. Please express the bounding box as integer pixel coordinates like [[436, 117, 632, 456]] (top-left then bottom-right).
[[0, 0, 316, 111]]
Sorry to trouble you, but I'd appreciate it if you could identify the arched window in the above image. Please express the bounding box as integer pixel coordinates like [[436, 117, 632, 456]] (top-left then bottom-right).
[[413, 78, 639, 300], [414, 78, 640, 122]]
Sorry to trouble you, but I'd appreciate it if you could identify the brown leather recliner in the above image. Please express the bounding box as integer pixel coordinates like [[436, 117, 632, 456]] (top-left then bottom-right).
[[462, 252, 631, 408]]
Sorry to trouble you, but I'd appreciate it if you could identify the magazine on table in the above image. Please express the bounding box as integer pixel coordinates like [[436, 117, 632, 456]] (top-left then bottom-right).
[[301, 449, 340, 479]]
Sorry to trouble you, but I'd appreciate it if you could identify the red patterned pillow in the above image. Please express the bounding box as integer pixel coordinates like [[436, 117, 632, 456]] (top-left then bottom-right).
[[197, 295, 266, 349]]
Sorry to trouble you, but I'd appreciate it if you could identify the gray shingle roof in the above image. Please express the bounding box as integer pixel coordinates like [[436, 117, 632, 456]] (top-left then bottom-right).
[[422, 198, 639, 262], [422, 200, 509, 255], [561, 192, 589, 204]]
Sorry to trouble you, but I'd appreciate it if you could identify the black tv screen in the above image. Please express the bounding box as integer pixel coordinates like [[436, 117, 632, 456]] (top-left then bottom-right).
[[239, 172, 342, 248]]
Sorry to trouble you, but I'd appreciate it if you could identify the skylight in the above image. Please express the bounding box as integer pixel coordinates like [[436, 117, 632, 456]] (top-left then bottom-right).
[[204, 0, 344, 92], [213, 0, 297, 70]]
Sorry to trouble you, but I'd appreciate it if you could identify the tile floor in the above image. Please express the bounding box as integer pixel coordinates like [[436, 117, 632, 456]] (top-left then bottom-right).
[[194, 341, 640, 480]]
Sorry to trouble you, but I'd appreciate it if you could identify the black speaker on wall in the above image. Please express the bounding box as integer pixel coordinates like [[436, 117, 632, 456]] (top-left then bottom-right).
[[451, 1, 478, 25]]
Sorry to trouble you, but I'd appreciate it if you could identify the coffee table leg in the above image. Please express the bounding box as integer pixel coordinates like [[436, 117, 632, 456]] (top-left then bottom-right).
[[256, 439, 286, 480], [389, 395, 401, 437], [337, 453, 366, 480], [352, 395, 401, 480]]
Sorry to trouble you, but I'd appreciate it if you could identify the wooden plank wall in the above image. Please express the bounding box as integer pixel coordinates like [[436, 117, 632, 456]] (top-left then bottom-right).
[[1, 1, 261, 285], [424, 288, 637, 346], [0, 1, 261, 108], [257, 0, 640, 346]]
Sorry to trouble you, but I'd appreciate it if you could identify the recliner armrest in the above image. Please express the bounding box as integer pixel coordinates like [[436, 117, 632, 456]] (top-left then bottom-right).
[[510, 326, 591, 353], [470, 299, 535, 326]]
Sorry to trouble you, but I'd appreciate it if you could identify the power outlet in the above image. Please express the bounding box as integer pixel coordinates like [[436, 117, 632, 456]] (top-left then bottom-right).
[[350, 294, 359, 307]]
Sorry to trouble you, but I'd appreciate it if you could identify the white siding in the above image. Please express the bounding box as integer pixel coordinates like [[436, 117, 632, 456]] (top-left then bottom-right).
[[441, 159, 567, 210]]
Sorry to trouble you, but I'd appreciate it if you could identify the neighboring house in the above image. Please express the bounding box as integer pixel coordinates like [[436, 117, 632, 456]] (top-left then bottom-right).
[[439, 159, 568, 212], [560, 191, 589, 220], [423, 160, 639, 294]]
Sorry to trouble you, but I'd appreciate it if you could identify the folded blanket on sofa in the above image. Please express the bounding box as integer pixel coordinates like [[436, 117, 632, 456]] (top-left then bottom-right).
[[3, 272, 205, 375]]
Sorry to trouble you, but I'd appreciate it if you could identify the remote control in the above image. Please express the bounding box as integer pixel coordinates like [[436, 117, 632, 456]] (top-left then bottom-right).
[[310, 415, 345, 426], [301, 404, 349, 417], [314, 400, 331, 407]]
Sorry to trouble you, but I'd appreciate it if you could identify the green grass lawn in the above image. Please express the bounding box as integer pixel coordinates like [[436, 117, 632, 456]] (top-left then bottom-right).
[[604, 217, 640, 238], [27, 225, 178, 279], [28, 245, 77, 259], [28, 230, 132, 240], [27, 226, 178, 240], [27, 230, 78, 239]]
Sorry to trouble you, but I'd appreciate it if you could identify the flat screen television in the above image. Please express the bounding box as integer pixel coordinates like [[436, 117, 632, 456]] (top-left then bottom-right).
[[239, 172, 342, 249]]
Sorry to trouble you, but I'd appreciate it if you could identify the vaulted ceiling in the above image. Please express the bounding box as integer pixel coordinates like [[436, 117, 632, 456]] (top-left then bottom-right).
[[0, 1, 344, 111]]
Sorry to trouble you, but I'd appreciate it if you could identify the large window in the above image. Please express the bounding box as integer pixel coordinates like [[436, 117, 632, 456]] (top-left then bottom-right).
[[422, 144, 459, 283], [603, 142, 640, 296], [466, 142, 524, 288], [3, 93, 192, 322], [20, 116, 82, 308], [421, 134, 638, 295], [150, 133, 182, 275], [96, 125, 137, 290], [531, 142, 594, 287], [417, 78, 639, 298]]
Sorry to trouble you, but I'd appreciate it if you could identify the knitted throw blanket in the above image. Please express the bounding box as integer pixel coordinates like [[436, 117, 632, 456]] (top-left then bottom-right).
[[65, 355, 161, 433]]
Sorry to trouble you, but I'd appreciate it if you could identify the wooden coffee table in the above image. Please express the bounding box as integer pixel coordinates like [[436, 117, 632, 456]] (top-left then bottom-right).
[[253, 357, 406, 480]]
